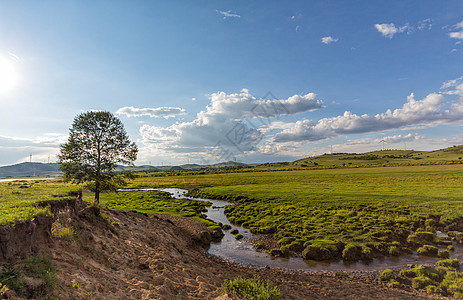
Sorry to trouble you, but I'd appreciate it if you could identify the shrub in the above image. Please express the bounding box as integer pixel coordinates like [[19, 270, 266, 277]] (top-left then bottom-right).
[[230, 229, 239, 235], [277, 237, 295, 246], [417, 245, 438, 257], [254, 242, 263, 250], [342, 244, 361, 261], [425, 285, 443, 295], [441, 271, 463, 296], [380, 269, 395, 281], [399, 268, 417, 278], [269, 248, 282, 257], [235, 233, 244, 240], [437, 258, 460, 269], [279, 246, 289, 258], [438, 250, 450, 259], [407, 231, 435, 245], [388, 246, 400, 256], [220, 275, 280, 300], [412, 276, 433, 289], [302, 240, 339, 261]]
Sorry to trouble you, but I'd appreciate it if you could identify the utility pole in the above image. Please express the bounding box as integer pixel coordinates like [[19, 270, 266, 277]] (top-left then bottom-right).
[[30, 153, 32, 163]]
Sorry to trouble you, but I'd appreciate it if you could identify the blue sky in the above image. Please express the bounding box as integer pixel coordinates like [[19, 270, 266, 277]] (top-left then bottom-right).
[[0, 1, 463, 166]]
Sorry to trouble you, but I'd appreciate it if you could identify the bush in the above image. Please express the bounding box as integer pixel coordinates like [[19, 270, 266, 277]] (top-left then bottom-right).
[[412, 276, 433, 289], [441, 271, 463, 296], [269, 248, 282, 257], [235, 233, 243, 240], [407, 231, 435, 245], [437, 258, 460, 269], [302, 240, 339, 261], [279, 246, 289, 258], [425, 285, 443, 295], [438, 250, 450, 259], [230, 229, 239, 235], [342, 244, 361, 261], [380, 269, 395, 281], [220, 275, 280, 300], [417, 245, 438, 257], [388, 246, 400, 256]]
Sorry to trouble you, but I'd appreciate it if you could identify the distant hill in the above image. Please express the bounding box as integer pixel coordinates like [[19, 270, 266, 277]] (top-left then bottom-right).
[[1, 161, 248, 178], [0, 162, 62, 178], [290, 145, 463, 168]]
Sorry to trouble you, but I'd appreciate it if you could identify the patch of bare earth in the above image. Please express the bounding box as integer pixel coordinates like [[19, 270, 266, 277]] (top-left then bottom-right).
[[27, 207, 433, 300]]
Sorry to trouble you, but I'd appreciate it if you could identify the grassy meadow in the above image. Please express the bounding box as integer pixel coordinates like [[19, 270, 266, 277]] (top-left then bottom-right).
[[0, 180, 77, 225], [129, 164, 463, 260]]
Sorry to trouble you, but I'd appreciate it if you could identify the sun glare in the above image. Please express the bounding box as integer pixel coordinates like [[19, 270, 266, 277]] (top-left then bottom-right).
[[0, 55, 19, 95]]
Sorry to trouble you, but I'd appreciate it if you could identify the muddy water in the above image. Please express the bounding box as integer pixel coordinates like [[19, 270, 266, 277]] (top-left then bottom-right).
[[142, 188, 463, 271]]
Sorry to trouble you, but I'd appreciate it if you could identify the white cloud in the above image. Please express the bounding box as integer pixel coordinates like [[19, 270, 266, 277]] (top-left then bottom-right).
[[450, 31, 463, 40], [139, 89, 323, 155], [375, 23, 399, 38], [321, 36, 339, 44], [273, 92, 463, 143], [116, 106, 187, 119], [216, 10, 240, 19], [441, 76, 463, 95], [375, 19, 432, 38], [376, 133, 421, 144]]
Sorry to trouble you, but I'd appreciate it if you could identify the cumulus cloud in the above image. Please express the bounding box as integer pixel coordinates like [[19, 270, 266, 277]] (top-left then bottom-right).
[[375, 19, 432, 38], [116, 106, 187, 119], [321, 36, 339, 44], [139, 89, 323, 154], [216, 10, 240, 19], [273, 92, 463, 143]]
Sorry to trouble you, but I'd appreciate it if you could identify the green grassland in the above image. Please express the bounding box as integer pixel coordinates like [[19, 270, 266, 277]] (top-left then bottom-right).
[[290, 145, 463, 168], [94, 191, 211, 222], [130, 164, 463, 261], [0, 180, 77, 225]]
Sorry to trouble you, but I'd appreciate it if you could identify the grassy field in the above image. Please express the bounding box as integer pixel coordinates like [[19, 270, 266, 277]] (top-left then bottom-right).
[[0, 180, 77, 225], [130, 164, 463, 260]]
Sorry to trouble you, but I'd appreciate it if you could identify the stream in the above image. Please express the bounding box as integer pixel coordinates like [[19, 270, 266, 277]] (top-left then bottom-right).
[[126, 188, 463, 272]]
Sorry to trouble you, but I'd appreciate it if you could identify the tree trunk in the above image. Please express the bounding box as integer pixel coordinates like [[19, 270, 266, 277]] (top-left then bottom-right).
[[94, 180, 100, 204]]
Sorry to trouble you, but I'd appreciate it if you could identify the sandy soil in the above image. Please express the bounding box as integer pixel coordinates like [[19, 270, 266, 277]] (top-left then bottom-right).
[[15, 206, 434, 300]]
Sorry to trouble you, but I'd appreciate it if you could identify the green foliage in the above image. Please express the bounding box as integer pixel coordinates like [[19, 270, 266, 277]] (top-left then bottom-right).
[[412, 276, 433, 289], [342, 243, 361, 261], [51, 221, 74, 240], [0, 256, 56, 298], [441, 271, 463, 296], [335, 271, 349, 277], [388, 246, 400, 256], [0, 181, 77, 225], [380, 269, 395, 281], [235, 233, 244, 240], [438, 250, 450, 259], [220, 275, 280, 300], [437, 258, 460, 269], [417, 245, 438, 257], [57, 111, 138, 203], [97, 191, 208, 218], [230, 229, 239, 235]]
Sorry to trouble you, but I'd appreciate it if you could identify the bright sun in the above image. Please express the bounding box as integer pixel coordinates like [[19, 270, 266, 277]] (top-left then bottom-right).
[[0, 56, 19, 95]]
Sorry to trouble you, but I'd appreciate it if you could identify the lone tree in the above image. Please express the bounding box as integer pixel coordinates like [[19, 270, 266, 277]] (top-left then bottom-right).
[[57, 111, 138, 203]]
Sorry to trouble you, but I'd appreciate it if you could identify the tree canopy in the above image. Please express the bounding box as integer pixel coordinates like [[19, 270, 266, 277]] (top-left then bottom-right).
[[57, 111, 138, 203]]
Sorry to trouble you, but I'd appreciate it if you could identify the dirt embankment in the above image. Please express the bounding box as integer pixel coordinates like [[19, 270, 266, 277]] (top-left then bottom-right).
[[0, 197, 434, 299]]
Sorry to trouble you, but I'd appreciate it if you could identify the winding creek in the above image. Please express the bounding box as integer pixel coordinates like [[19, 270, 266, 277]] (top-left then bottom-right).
[[117, 188, 463, 272]]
